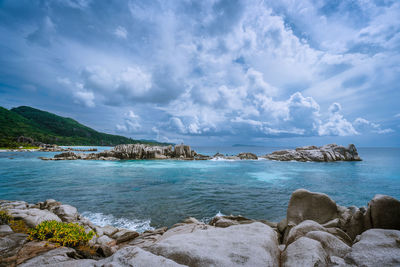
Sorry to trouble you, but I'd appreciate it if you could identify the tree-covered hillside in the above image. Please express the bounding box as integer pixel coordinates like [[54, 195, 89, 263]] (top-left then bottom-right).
[[0, 106, 169, 147]]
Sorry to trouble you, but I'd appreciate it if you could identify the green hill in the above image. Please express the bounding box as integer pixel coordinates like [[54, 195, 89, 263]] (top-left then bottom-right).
[[0, 106, 168, 147]]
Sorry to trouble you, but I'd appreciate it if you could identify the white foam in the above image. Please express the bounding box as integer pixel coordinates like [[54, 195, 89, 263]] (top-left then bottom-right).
[[215, 211, 224, 217], [81, 211, 154, 233], [200, 211, 225, 224], [248, 171, 289, 183], [210, 157, 236, 161]]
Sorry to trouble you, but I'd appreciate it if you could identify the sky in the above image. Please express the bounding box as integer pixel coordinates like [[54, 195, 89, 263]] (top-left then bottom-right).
[[0, 0, 400, 147]]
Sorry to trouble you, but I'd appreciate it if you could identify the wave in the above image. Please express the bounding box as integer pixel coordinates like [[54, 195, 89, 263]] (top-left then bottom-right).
[[200, 211, 225, 224], [81, 211, 154, 233], [210, 157, 237, 161], [211, 157, 266, 161]]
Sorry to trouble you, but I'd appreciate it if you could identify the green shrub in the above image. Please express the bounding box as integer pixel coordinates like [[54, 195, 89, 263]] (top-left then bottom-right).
[[28, 221, 95, 247]]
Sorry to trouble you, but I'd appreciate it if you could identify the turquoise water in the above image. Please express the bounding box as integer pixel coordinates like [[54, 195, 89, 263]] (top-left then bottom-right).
[[0, 147, 399, 232]]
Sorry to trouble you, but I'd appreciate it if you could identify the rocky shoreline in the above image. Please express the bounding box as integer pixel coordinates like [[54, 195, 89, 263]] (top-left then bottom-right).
[[1, 189, 399, 266], [0, 136, 98, 153], [1, 145, 97, 153], [38, 143, 362, 162]]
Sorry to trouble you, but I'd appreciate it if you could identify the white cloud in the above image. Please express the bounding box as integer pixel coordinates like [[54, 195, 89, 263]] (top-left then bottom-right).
[[117, 66, 152, 97], [318, 103, 358, 136], [354, 117, 394, 134], [73, 89, 95, 107], [58, 77, 95, 107], [2, 0, 398, 144], [114, 26, 128, 39], [81, 65, 152, 101], [116, 110, 141, 133]]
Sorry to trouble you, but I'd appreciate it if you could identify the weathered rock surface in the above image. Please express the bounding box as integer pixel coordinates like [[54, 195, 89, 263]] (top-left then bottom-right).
[[285, 220, 327, 245], [129, 227, 168, 249], [282, 237, 328, 267], [111, 229, 139, 244], [96, 246, 187, 267], [7, 241, 59, 266], [0, 233, 28, 265], [264, 143, 361, 162], [0, 225, 13, 235], [287, 189, 339, 226], [52, 204, 78, 222], [148, 222, 280, 267], [96, 235, 114, 246], [337, 205, 370, 240], [100, 225, 118, 237], [6, 208, 61, 227], [367, 194, 400, 230], [18, 247, 94, 267], [305, 230, 351, 258], [344, 229, 400, 267]]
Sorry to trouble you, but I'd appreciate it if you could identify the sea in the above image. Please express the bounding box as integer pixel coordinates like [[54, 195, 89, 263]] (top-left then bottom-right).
[[0, 146, 399, 232]]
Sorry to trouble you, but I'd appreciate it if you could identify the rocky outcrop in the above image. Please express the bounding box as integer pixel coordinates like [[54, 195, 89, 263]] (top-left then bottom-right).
[[367, 194, 400, 230], [278, 189, 400, 266], [1, 189, 400, 266], [282, 236, 328, 267], [96, 246, 186, 267], [6, 208, 62, 228], [40, 144, 198, 161], [286, 189, 339, 226], [237, 152, 258, 160], [211, 152, 258, 160], [148, 222, 280, 267], [344, 229, 400, 267], [0, 199, 139, 266], [38, 143, 364, 163], [263, 143, 362, 162]]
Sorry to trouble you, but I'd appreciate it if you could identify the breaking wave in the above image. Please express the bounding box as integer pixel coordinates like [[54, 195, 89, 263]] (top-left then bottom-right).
[[81, 211, 154, 233]]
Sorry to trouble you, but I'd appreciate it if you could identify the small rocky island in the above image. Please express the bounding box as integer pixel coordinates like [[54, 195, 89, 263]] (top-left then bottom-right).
[[39, 144, 208, 161], [1, 189, 399, 266], [263, 144, 361, 162], [39, 143, 362, 162]]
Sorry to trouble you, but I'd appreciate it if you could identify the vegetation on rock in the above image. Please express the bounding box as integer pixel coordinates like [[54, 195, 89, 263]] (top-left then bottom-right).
[[0, 209, 30, 233], [27, 220, 95, 247], [0, 209, 12, 224]]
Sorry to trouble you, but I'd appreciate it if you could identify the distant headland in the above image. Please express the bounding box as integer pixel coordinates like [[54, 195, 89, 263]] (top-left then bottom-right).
[[0, 106, 171, 149]]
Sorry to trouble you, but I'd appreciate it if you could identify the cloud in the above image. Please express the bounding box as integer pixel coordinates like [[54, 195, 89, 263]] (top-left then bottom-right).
[[57, 78, 95, 107], [73, 89, 95, 108], [81, 66, 152, 103], [318, 103, 358, 136], [116, 110, 141, 133], [26, 16, 56, 47], [114, 26, 128, 39], [354, 117, 394, 134], [0, 0, 399, 145]]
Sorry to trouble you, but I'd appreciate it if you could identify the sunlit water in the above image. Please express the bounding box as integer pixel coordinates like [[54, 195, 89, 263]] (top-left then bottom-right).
[[0, 146, 399, 232]]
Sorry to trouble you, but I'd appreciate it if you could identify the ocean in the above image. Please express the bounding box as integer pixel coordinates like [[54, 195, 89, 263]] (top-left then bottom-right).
[[0, 146, 399, 232]]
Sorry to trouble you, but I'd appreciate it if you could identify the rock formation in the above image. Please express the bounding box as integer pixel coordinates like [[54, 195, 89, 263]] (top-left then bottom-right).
[[39, 143, 364, 163], [40, 144, 199, 161], [263, 144, 362, 162], [1, 189, 399, 266]]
